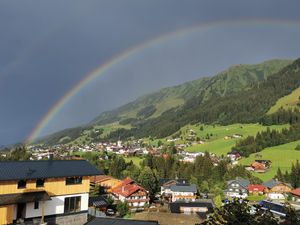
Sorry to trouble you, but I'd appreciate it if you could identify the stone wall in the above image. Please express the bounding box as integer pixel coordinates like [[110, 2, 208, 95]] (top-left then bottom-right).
[[30, 212, 87, 225]]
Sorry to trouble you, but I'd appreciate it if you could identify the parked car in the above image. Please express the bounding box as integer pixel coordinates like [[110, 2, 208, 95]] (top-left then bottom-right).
[[106, 208, 115, 216]]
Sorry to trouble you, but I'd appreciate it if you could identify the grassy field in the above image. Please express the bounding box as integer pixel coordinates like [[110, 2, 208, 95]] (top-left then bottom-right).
[[124, 156, 143, 167], [183, 123, 288, 156], [239, 140, 300, 181], [246, 195, 266, 202], [267, 87, 300, 114]]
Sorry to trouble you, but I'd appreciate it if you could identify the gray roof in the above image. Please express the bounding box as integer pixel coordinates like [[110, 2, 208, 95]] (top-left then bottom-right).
[[263, 179, 280, 189], [228, 177, 250, 188], [85, 218, 159, 225], [263, 179, 291, 189], [170, 184, 197, 193], [0, 160, 103, 181]]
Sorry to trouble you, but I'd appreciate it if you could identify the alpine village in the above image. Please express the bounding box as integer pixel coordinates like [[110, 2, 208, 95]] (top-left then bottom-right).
[[0, 58, 300, 225]]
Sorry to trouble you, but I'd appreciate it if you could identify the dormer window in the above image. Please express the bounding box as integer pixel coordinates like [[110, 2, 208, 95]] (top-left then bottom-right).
[[36, 179, 45, 187], [66, 177, 82, 185], [18, 180, 27, 189]]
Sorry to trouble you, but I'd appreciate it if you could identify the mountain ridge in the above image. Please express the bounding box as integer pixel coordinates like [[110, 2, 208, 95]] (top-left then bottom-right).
[[32, 59, 294, 146]]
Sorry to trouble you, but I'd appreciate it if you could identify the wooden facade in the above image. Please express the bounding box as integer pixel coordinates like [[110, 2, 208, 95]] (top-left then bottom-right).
[[0, 205, 14, 225], [0, 176, 90, 196], [0, 176, 90, 224], [265, 183, 292, 194]]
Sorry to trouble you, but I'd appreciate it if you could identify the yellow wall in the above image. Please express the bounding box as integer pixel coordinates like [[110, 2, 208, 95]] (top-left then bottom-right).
[[0, 176, 90, 196], [0, 205, 14, 225]]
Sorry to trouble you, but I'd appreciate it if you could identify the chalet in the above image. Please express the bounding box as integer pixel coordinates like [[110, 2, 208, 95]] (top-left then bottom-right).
[[248, 185, 265, 195], [90, 175, 121, 193], [227, 151, 241, 162], [85, 217, 159, 225], [159, 179, 189, 197], [111, 178, 149, 211], [290, 187, 300, 202], [224, 177, 250, 199], [263, 179, 292, 200], [0, 160, 102, 225], [250, 162, 267, 173], [169, 184, 197, 202]]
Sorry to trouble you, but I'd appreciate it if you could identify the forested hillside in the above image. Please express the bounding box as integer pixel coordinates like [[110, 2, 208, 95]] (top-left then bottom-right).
[[107, 58, 300, 140], [34, 59, 295, 145]]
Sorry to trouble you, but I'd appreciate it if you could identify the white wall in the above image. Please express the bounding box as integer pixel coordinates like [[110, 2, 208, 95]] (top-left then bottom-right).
[[25, 193, 89, 219]]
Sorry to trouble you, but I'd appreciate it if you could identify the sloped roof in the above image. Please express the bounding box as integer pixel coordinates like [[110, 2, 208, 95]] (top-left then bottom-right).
[[263, 179, 280, 188], [291, 187, 300, 197], [90, 175, 119, 184], [248, 184, 265, 192], [0, 160, 102, 181], [262, 179, 292, 189], [111, 178, 147, 198], [85, 218, 159, 225], [170, 184, 197, 193], [88, 196, 109, 207], [159, 178, 189, 186], [251, 162, 265, 170], [228, 177, 250, 188]]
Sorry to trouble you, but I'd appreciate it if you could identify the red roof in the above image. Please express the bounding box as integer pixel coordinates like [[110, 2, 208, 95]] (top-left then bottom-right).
[[111, 177, 147, 198], [251, 162, 265, 170], [291, 187, 300, 197], [248, 184, 265, 192]]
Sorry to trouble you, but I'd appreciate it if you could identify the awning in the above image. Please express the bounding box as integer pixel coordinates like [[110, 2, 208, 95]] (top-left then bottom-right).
[[0, 191, 51, 206]]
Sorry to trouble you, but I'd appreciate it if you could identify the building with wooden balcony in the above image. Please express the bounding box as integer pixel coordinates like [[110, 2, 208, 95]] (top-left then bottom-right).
[[0, 160, 102, 225], [111, 178, 149, 211], [169, 184, 197, 202]]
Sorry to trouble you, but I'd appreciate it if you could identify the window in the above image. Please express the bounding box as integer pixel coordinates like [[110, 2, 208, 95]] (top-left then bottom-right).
[[18, 180, 27, 189], [64, 196, 81, 213], [34, 201, 39, 209], [66, 177, 82, 185], [36, 179, 45, 187]]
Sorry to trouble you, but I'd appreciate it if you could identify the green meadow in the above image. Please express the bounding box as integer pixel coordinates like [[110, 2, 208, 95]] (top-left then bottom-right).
[[124, 156, 143, 167], [182, 123, 288, 156], [239, 140, 300, 181], [267, 87, 300, 114]]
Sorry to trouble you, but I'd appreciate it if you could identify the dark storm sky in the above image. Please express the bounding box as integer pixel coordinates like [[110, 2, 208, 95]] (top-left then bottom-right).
[[1, 0, 300, 145]]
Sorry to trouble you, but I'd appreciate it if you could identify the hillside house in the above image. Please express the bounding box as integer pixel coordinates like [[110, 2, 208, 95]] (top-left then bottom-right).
[[169, 184, 197, 202], [290, 187, 300, 202], [159, 179, 189, 197], [90, 175, 121, 193], [224, 177, 250, 199], [111, 178, 149, 211], [263, 179, 292, 200], [250, 162, 267, 173], [0, 160, 102, 225], [248, 184, 265, 195]]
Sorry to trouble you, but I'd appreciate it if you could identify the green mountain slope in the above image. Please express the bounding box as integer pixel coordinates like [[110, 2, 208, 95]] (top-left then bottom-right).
[[91, 59, 292, 125], [34, 59, 293, 146], [267, 86, 300, 114], [106, 58, 300, 140]]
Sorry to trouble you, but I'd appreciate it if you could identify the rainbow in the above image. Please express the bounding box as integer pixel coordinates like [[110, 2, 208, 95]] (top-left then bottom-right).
[[26, 19, 300, 144]]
